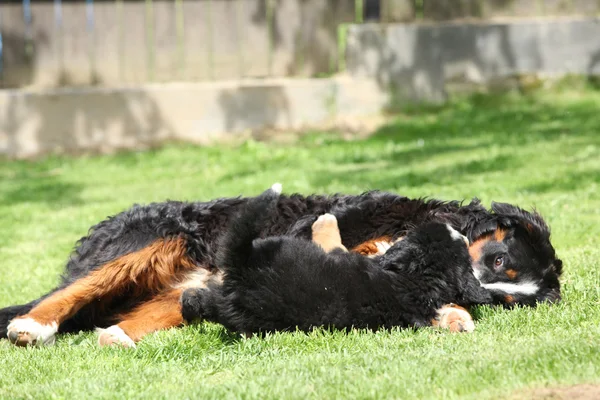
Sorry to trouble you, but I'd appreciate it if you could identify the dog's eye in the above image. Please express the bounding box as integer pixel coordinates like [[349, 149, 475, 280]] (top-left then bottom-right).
[[494, 256, 505, 269]]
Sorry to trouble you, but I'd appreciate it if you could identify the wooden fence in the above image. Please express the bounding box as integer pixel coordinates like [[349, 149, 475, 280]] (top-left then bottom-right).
[[1, 0, 599, 88]]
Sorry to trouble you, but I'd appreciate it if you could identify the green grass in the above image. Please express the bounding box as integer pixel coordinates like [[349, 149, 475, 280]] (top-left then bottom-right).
[[1, 89, 599, 399]]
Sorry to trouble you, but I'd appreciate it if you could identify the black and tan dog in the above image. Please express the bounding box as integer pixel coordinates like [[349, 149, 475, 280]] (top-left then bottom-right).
[[180, 185, 493, 335], [1, 185, 562, 347]]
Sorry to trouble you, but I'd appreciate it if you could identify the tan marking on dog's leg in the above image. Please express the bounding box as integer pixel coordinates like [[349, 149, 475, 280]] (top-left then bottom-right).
[[8, 238, 196, 347], [431, 304, 475, 333], [98, 289, 185, 345], [311, 214, 347, 253]]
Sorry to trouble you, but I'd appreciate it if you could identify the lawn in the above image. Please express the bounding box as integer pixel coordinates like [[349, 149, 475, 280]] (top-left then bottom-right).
[[0, 88, 599, 399]]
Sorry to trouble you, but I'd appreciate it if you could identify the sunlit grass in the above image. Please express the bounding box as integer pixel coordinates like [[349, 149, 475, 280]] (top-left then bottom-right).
[[0, 89, 599, 399]]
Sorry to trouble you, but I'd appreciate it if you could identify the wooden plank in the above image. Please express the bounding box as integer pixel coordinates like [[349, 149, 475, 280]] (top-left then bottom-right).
[[88, 2, 121, 85], [29, 3, 60, 87], [181, 0, 212, 81], [60, 2, 92, 85], [210, 0, 246, 79], [271, 0, 354, 78], [471, 0, 543, 18], [423, 0, 484, 20], [229, 0, 270, 78], [153, 0, 178, 82], [381, 0, 415, 22], [122, 0, 149, 84], [0, 4, 32, 87]]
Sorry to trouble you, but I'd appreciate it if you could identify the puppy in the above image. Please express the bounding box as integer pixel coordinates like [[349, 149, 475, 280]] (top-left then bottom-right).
[[181, 184, 492, 335]]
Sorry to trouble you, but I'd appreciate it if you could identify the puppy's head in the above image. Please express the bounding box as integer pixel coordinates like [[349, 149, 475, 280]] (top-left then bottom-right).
[[389, 223, 492, 305]]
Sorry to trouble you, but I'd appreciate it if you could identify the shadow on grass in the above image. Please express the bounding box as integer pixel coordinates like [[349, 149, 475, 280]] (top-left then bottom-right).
[[0, 161, 84, 207], [522, 169, 600, 194], [311, 153, 521, 190], [307, 92, 600, 192]]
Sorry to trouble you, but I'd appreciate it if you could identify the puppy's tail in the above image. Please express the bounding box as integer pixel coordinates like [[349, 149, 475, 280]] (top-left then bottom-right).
[[215, 183, 282, 271]]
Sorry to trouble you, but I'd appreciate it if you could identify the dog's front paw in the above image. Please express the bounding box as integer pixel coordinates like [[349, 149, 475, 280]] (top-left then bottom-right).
[[6, 317, 58, 347], [181, 288, 206, 322], [433, 304, 475, 333], [97, 326, 136, 348]]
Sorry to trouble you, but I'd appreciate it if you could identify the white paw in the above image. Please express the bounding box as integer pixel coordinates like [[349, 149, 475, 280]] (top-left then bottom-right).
[[7, 318, 58, 347], [435, 305, 475, 333], [271, 183, 282, 194], [446, 224, 469, 246], [97, 325, 136, 348], [316, 213, 337, 223]]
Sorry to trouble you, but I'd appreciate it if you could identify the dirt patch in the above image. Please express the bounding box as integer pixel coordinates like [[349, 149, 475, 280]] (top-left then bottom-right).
[[509, 384, 600, 400]]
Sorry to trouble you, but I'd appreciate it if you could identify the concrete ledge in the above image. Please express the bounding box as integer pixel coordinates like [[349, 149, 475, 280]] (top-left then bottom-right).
[[0, 77, 389, 158], [347, 17, 600, 102]]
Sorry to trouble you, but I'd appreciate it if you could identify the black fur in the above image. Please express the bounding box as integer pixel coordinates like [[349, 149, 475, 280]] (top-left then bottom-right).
[[0, 190, 563, 337], [181, 189, 492, 333]]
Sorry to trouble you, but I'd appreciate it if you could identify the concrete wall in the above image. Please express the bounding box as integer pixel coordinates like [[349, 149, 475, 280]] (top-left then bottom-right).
[[3, 0, 598, 89], [3, 17, 600, 158], [0, 0, 357, 88], [346, 18, 600, 102], [0, 78, 387, 158]]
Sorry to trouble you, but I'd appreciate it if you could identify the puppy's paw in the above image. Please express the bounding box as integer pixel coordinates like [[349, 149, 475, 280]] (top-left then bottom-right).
[[180, 288, 207, 322], [433, 304, 475, 333], [312, 213, 338, 229], [312, 214, 347, 252], [97, 326, 136, 348], [7, 317, 58, 347]]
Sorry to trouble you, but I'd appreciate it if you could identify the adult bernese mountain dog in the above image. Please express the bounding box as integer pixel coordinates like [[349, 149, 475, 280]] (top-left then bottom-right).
[[180, 185, 493, 335], [1, 186, 562, 347]]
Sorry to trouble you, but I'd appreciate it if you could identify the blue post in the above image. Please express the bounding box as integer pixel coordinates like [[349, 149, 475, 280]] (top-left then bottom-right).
[[23, 0, 33, 56], [0, 33, 3, 77], [23, 0, 32, 25], [0, 6, 3, 77], [54, 0, 63, 27], [86, 0, 94, 32]]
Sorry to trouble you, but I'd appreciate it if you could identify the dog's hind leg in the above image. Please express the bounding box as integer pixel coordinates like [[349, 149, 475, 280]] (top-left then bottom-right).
[[6, 238, 197, 347], [98, 288, 185, 348], [311, 214, 348, 253]]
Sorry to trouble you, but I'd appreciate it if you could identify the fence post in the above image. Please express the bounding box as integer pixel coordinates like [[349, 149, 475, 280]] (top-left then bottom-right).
[[175, 0, 185, 80], [0, 7, 3, 82], [206, 0, 214, 80], [86, 0, 97, 83], [355, 0, 364, 23], [115, 0, 124, 81], [145, 0, 155, 81], [233, 0, 244, 78], [54, 0, 64, 80], [23, 0, 33, 58], [415, 0, 424, 20], [266, 0, 275, 77]]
